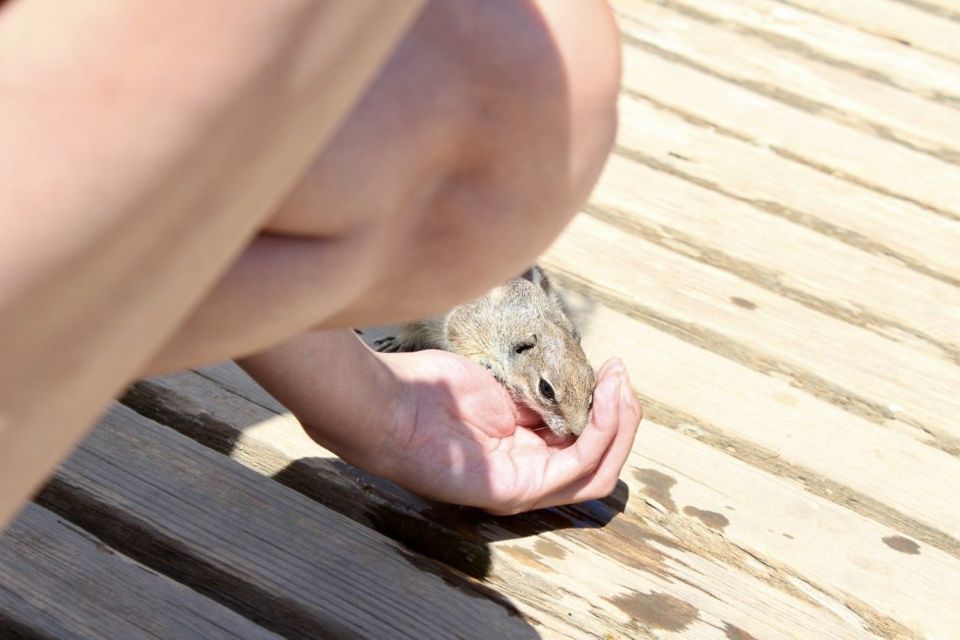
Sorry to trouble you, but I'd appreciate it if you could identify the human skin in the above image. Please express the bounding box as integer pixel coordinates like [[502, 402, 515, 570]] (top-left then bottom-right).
[[241, 332, 642, 515], [0, 0, 638, 527], [0, 0, 425, 529]]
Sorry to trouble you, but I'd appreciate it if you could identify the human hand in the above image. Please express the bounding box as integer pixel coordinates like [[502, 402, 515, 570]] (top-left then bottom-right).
[[366, 349, 642, 515]]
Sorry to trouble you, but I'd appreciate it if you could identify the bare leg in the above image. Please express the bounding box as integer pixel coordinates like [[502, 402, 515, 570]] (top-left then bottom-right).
[[147, 0, 621, 372], [0, 0, 423, 528], [0, 0, 622, 525]]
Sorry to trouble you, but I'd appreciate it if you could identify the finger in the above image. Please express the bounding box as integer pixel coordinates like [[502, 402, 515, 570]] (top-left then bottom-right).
[[595, 357, 622, 382], [535, 369, 622, 497], [531, 368, 643, 509]]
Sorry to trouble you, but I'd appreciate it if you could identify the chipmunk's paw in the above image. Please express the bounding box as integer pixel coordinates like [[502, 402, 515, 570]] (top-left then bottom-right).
[[373, 336, 401, 352]]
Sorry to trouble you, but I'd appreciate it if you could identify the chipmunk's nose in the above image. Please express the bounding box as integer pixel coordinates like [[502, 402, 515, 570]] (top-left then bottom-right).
[[568, 414, 589, 437]]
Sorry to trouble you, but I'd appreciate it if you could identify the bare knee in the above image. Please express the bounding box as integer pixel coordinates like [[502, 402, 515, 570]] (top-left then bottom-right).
[[347, 0, 621, 321], [465, 0, 621, 213], [268, 0, 621, 325]]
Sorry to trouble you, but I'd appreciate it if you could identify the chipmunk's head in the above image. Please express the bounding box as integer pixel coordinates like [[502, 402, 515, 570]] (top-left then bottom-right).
[[508, 318, 596, 437]]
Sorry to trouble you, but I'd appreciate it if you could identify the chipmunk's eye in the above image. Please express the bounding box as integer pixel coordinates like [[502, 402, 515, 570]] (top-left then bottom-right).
[[538, 378, 555, 402]]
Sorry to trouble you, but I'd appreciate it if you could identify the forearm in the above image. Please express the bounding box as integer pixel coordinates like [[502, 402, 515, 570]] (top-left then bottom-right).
[[0, 0, 423, 527], [238, 329, 405, 474]]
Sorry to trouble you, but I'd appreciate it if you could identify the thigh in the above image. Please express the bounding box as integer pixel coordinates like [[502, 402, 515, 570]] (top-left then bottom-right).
[[148, 0, 621, 373], [268, 0, 621, 313]]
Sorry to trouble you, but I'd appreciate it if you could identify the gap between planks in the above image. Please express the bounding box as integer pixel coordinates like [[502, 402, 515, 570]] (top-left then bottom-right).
[[140, 362, 960, 638], [610, 92, 960, 289], [893, 0, 960, 23], [614, 1, 960, 163], [544, 214, 960, 454], [778, 0, 960, 64], [558, 284, 960, 550], [590, 149, 960, 366], [125, 367, 897, 639], [0, 503, 282, 640], [38, 403, 540, 640], [617, 38, 960, 222], [633, 0, 960, 106]]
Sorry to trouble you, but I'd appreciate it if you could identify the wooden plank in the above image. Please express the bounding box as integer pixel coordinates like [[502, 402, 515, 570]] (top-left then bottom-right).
[[560, 292, 960, 544], [618, 43, 960, 219], [623, 422, 960, 640], [592, 151, 960, 364], [615, 1, 960, 158], [901, 0, 960, 22], [0, 502, 280, 640], [39, 403, 540, 640], [634, 0, 960, 102], [770, 0, 960, 63], [124, 369, 881, 640], [611, 93, 960, 286], [544, 214, 960, 445], [191, 364, 960, 637]]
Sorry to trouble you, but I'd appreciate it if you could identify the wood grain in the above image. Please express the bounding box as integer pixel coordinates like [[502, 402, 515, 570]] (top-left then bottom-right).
[[636, 0, 960, 102], [624, 423, 960, 640], [896, 0, 960, 22], [611, 93, 960, 286], [174, 364, 960, 637], [38, 403, 539, 640], [593, 150, 960, 364], [0, 502, 281, 640], [619, 42, 960, 219], [616, 1, 960, 158], [124, 368, 882, 640], [545, 215, 960, 446], [750, 0, 960, 64]]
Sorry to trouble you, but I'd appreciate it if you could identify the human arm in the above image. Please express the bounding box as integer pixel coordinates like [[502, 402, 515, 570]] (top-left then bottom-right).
[[239, 329, 642, 514]]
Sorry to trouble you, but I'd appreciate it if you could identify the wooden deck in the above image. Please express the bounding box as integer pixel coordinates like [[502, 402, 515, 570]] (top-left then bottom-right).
[[3, 1, 959, 638]]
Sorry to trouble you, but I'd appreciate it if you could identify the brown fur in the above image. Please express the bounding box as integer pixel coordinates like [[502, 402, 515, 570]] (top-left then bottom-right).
[[375, 266, 595, 436]]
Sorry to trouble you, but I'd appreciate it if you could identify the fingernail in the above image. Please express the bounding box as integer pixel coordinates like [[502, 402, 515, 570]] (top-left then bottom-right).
[[608, 358, 625, 375], [595, 373, 620, 425], [620, 377, 634, 408]]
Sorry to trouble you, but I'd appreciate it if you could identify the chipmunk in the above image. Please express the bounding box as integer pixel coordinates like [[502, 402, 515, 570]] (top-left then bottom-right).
[[374, 266, 596, 437]]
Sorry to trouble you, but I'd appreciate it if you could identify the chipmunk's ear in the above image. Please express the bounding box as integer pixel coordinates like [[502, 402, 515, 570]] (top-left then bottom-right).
[[523, 266, 583, 341], [512, 334, 537, 355], [521, 266, 551, 292]]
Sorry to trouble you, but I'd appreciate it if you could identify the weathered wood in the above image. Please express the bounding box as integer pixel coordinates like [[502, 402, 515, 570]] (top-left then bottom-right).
[[744, 0, 960, 64], [643, 0, 960, 102], [624, 422, 960, 640], [124, 369, 881, 640], [899, 0, 960, 22], [188, 364, 960, 637], [592, 151, 960, 364], [544, 214, 960, 446], [587, 286, 960, 533], [124, 369, 511, 587], [38, 403, 539, 640], [615, 1, 960, 158], [0, 502, 280, 640], [619, 42, 960, 219], [556, 291, 960, 545], [611, 93, 960, 286]]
